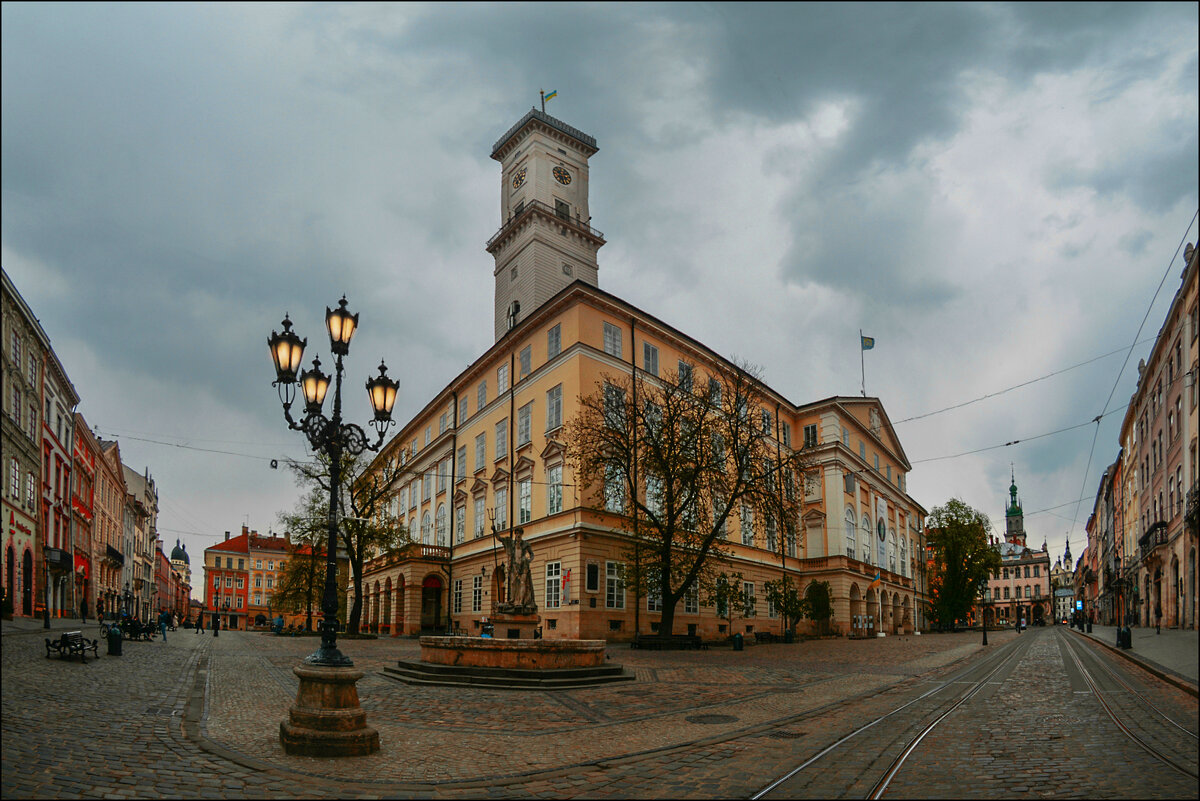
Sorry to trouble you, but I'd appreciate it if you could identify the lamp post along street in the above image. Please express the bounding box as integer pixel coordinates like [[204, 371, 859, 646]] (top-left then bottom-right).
[[269, 296, 396, 757]]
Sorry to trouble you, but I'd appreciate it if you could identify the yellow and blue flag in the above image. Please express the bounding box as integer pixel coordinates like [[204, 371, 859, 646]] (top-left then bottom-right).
[[861, 335, 875, 351], [868, 570, 881, 590], [544, 89, 558, 102]]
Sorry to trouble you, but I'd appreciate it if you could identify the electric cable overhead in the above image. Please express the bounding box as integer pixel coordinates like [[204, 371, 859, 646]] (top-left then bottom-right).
[[911, 403, 1128, 464]]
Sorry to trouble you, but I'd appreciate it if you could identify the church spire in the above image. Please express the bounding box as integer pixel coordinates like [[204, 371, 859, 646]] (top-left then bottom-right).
[[1004, 468, 1026, 546]]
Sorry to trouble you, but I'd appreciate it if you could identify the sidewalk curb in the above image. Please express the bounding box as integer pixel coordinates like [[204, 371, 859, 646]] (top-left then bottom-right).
[[1069, 628, 1199, 699]]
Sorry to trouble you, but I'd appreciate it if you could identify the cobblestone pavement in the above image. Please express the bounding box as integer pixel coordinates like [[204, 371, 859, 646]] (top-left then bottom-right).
[[3, 623, 1195, 798]]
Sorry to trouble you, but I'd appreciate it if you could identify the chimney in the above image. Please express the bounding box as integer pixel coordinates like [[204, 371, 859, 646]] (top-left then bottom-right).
[[225, 531, 230, 541], [242, 524, 249, 537]]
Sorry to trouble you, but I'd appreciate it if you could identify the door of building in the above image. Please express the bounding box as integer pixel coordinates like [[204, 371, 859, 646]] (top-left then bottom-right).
[[421, 576, 442, 631]]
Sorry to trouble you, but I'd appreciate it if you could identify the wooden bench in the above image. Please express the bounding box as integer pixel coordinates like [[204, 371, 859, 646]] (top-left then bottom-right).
[[46, 631, 100, 662], [753, 631, 778, 644], [631, 634, 706, 650]]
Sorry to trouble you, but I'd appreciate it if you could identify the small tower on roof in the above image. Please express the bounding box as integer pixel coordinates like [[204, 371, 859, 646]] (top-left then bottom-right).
[[1004, 468, 1027, 547]]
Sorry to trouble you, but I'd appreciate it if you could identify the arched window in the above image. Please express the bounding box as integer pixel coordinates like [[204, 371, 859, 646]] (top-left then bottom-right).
[[421, 511, 432, 545], [845, 507, 857, 560], [888, 527, 897, 574], [860, 513, 872, 565], [900, 535, 907, 577], [436, 504, 447, 546]]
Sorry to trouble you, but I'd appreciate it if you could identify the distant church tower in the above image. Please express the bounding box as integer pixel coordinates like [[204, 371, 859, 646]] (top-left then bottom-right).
[[1005, 470, 1027, 547], [487, 108, 605, 341]]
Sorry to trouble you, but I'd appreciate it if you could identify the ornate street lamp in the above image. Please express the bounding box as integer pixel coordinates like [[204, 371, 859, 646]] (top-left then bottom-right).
[[268, 296, 397, 757]]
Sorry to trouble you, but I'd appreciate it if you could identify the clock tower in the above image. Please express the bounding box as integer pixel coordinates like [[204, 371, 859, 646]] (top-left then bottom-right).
[[488, 108, 604, 341]]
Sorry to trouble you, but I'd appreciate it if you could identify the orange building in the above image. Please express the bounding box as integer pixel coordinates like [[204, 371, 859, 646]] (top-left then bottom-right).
[[352, 109, 927, 641]]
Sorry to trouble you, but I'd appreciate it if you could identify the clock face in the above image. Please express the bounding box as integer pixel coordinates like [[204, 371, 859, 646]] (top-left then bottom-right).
[[512, 167, 527, 190], [553, 166, 572, 185]]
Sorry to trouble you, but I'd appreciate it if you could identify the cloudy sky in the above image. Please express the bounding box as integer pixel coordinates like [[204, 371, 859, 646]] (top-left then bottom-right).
[[3, 3, 1197, 595]]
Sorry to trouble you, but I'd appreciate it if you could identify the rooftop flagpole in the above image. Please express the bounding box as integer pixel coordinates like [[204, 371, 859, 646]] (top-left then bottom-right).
[[540, 89, 545, 112], [861, 329, 866, 397]]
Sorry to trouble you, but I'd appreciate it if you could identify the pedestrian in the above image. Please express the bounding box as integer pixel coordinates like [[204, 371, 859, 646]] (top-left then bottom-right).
[[213, 611, 220, 638], [195, 613, 204, 634], [1155, 601, 1162, 634], [80, 597, 88, 623], [158, 609, 168, 641]]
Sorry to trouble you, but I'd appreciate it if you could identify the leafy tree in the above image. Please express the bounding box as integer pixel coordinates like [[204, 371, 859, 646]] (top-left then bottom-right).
[[565, 362, 807, 636], [275, 490, 333, 631], [926, 498, 1001, 629], [801, 579, 834, 635], [764, 575, 805, 632], [703, 570, 748, 634], [284, 450, 409, 634]]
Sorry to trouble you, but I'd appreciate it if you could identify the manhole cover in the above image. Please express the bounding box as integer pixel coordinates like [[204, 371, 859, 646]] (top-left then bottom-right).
[[767, 730, 806, 739], [685, 714, 738, 724]]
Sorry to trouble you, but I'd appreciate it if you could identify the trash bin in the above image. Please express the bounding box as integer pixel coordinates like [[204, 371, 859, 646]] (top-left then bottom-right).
[[784, 629, 795, 644], [106, 625, 123, 656], [1120, 626, 1132, 649], [1086, 621, 1092, 633], [732, 632, 744, 651]]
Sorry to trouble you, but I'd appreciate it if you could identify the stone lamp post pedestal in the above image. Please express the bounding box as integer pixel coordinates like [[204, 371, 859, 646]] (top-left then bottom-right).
[[279, 665, 379, 757]]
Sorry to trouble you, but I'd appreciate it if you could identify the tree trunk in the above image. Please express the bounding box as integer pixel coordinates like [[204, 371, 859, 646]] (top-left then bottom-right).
[[660, 598, 678, 636]]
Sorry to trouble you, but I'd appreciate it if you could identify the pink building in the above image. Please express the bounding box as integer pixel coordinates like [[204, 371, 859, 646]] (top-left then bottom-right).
[[983, 474, 1052, 627]]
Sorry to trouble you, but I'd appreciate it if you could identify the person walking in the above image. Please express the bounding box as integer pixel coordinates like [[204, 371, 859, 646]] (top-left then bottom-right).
[[195, 613, 204, 634], [158, 609, 168, 641], [1155, 601, 1162, 634], [212, 611, 220, 638], [80, 598, 88, 623]]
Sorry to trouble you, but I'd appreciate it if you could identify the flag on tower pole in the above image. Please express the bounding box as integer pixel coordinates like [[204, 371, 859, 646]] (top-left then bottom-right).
[[860, 330, 875, 396], [540, 89, 558, 111]]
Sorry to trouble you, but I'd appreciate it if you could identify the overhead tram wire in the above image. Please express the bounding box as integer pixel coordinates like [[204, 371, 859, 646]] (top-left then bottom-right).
[[93, 427, 298, 463], [910, 402, 1128, 464], [1066, 209, 1199, 539], [892, 337, 1157, 425]]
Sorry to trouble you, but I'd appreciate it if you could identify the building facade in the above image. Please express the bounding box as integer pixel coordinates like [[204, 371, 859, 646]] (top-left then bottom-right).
[[39, 306, 80, 621], [246, 530, 289, 626], [95, 439, 129, 617], [1114, 241, 1198, 630], [122, 465, 157, 621], [983, 475, 1052, 626], [70, 413, 98, 617], [2, 268, 47, 618], [351, 109, 927, 641]]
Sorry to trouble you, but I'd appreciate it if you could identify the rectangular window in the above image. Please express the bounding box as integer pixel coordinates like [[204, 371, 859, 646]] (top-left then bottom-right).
[[494, 488, 508, 529], [438, 460, 449, 493], [547, 324, 562, 359], [455, 505, 465, 543], [475, 433, 486, 471], [237, 577, 244, 589], [477, 380, 487, 410], [546, 384, 563, 431], [439, 413, 447, 435], [874, 454, 880, 471], [458, 396, 468, 424], [586, 563, 600, 593], [781, 423, 791, 447], [498, 363, 509, 394], [518, 478, 532, 524], [743, 581, 756, 617], [237, 559, 244, 570], [605, 463, 624, 513], [453, 579, 463, 614], [213, 576, 220, 588], [237, 597, 243, 609], [678, 361, 693, 392], [606, 561, 625, 609], [472, 575, 483, 612], [740, 505, 754, 545], [545, 562, 561, 609], [424, 471, 433, 501], [684, 584, 699, 614], [547, 465, 563, 515], [643, 342, 659, 376], [860, 441, 867, 460], [604, 383, 626, 429], [603, 322, 622, 358], [761, 409, 771, 434], [456, 446, 467, 481], [425, 427, 431, 446], [804, 424, 818, 448], [255, 560, 262, 570], [265, 577, 273, 590], [518, 402, 533, 446], [647, 591, 661, 612], [519, 345, 532, 378], [496, 419, 508, 459], [255, 576, 262, 588], [474, 496, 486, 538]]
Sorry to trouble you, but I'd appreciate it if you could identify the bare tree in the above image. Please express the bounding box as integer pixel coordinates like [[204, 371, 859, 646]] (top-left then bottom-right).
[[565, 361, 807, 636], [285, 451, 409, 634]]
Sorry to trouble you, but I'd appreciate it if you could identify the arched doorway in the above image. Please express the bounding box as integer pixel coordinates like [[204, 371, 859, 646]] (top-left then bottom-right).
[[394, 576, 405, 635], [901, 596, 912, 633], [849, 583, 864, 636], [892, 594, 902, 634], [421, 575, 443, 631], [1171, 557, 1180, 627], [22, 550, 33, 616], [1031, 604, 1044, 626], [879, 590, 889, 633], [382, 578, 392, 635]]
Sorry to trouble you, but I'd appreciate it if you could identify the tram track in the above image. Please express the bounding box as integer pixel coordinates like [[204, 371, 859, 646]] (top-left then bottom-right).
[[1059, 628, 1199, 781], [750, 632, 1035, 799]]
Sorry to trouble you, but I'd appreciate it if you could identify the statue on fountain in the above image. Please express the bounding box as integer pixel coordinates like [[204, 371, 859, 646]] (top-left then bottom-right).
[[496, 526, 537, 615]]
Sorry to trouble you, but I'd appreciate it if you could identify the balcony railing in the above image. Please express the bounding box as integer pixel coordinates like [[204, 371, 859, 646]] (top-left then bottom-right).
[[1138, 521, 1169, 562], [486, 199, 605, 250]]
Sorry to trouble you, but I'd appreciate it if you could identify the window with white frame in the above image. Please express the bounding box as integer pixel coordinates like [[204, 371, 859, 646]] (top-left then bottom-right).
[[474, 496, 485, 538], [453, 579, 463, 613], [605, 462, 624, 513], [845, 506, 857, 560], [425, 427, 431, 446], [803, 424, 818, 448], [518, 479, 532, 524], [548, 324, 561, 359], [741, 504, 754, 546], [643, 342, 659, 375], [547, 464, 563, 515], [472, 575, 483, 612], [421, 511, 432, 544], [684, 583, 699, 614], [518, 402, 532, 446], [456, 446, 467, 480], [439, 412, 447, 435], [646, 474, 664, 517], [436, 504, 448, 545], [714, 495, 727, 537], [494, 488, 507, 529], [604, 383, 626, 429], [438, 459, 449, 493], [495, 419, 507, 459], [861, 514, 872, 565], [743, 581, 756, 617], [678, 361, 693, 391], [765, 514, 777, 553], [888, 528, 897, 573], [497, 363, 509, 394], [603, 322, 622, 358], [519, 345, 532, 378], [606, 561, 625, 609], [458, 396, 468, 424], [899, 535, 906, 577], [546, 385, 563, 431], [455, 506, 465, 544], [423, 471, 432, 501], [477, 380, 487, 410], [647, 589, 661, 612], [545, 562, 561, 609], [475, 433, 486, 471]]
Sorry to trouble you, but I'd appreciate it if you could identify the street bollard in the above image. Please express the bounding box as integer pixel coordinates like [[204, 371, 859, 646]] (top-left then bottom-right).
[[733, 632, 744, 651], [1086, 620, 1092, 633], [106, 625, 122, 656]]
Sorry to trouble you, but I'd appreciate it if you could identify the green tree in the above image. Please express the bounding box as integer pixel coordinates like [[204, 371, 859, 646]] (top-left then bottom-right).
[[566, 362, 807, 636], [801, 579, 834, 635], [285, 450, 409, 634], [764, 575, 805, 633], [275, 490, 330, 631], [926, 498, 1001, 629], [703, 570, 749, 634]]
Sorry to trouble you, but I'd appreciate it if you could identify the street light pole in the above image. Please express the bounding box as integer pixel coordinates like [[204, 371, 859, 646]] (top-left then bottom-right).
[[269, 297, 397, 757]]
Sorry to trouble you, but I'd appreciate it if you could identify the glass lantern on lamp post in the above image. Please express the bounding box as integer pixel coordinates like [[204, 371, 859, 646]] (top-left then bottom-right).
[[268, 297, 399, 668]]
